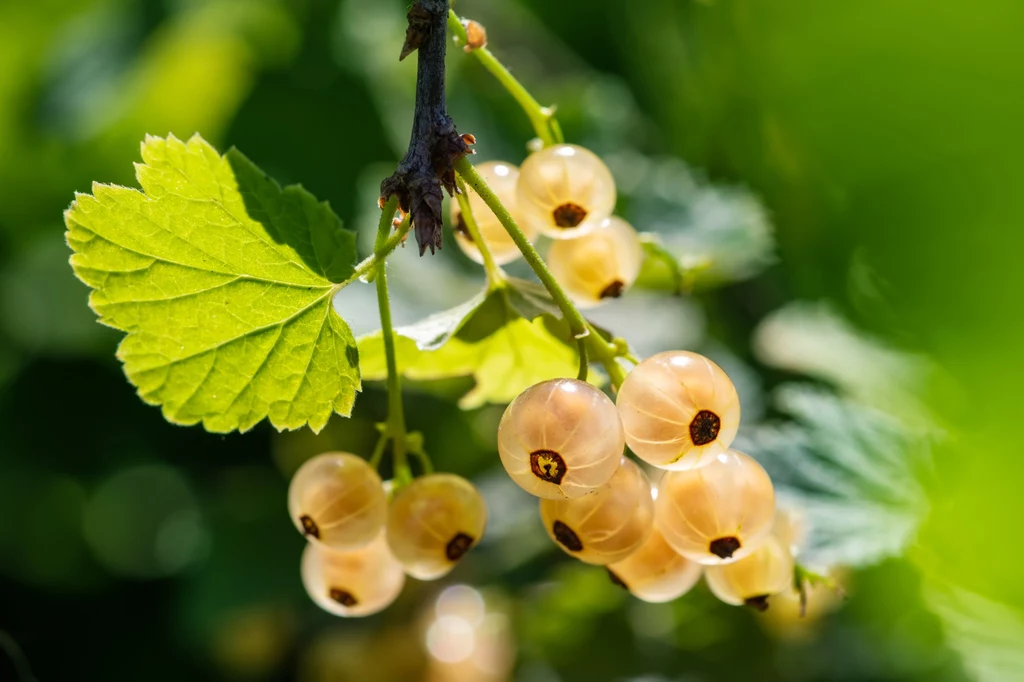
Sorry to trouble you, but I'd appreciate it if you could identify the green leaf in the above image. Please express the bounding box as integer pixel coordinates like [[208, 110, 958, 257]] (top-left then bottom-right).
[[358, 282, 583, 409], [65, 134, 360, 433], [740, 384, 931, 569], [631, 179, 775, 291]]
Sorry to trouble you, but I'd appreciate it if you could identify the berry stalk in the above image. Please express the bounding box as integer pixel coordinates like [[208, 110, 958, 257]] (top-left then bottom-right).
[[374, 197, 412, 486], [454, 157, 626, 387], [454, 175, 505, 285], [447, 10, 564, 147]]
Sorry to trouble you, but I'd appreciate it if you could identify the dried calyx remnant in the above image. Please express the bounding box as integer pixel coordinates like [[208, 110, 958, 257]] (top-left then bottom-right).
[[709, 536, 741, 559], [689, 409, 721, 446], [530, 449, 567, 484], [329, 588, 358, 607], [552, 521, 583, 552], [299, 514, 319, 539], [380, 0, 472, 255], [445, 532, 475, 561]]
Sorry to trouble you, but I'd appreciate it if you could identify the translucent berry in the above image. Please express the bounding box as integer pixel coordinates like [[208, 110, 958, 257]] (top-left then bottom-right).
[[616, 351, 741, 470], [704, 535, 794, 611], [386, 474, 487, 580], [655, 450, 775, 565], [606, 526, 703, 603], [497, 378, 624, 499], [516, 144, 616, 239], [301, 532, 405, 617], [288, 452, 387, 551], [547, 216, 643, 308], [449, 161, 537, 265], [540, 457, 654, 565]]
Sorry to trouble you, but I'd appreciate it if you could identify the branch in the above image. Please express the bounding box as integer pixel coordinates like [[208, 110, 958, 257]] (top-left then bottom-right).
[[380, 0, 472, 256]]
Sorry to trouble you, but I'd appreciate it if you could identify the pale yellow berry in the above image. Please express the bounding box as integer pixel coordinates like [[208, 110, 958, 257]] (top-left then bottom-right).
[[497, 379, 624, 499], [655, 450, 775, 565], [547, 216, 642, 308], [704, 535, 794, 611], [301, 533, 405, 617], [386, 474, 487, 580], [539, 457, 654, 565], [616, 351, 741, 470], [516, 144, 616, 239], [450, 161, 537, 265], [606, 526, 703, 602], [288, 452, 387, 551]]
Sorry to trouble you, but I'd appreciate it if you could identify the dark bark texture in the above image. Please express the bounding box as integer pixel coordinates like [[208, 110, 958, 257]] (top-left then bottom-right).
[[380, 0, 471, 255]]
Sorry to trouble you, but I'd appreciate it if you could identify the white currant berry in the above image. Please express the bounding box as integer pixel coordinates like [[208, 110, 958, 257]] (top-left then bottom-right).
[[288, 452, 387, 551], [606, 526, 703, 603], [450, 161, 537, 265], [655, 450, 775, 565], [301, 532, 405, 617], [516, 144, 616, 239], [616, 351, 741, 470], [547, 216, 643, 307], [704, 535, 794, 611], [497, 378, 624, 499], [386, 474, 487, 580], [539, 457, 654, 565]]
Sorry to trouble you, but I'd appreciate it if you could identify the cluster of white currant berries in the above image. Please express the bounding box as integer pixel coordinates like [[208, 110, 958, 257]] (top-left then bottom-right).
[[288, 455, 487, 617], [497, 351, 795, 610], [452, 144, 642, 306]]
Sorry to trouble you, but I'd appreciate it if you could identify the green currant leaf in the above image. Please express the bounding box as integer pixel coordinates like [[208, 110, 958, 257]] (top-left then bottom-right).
[[741, 384, 931, 569], [632, 183, 775, 291], [358, 283, 582, 409], [65, 134, 360, 434]]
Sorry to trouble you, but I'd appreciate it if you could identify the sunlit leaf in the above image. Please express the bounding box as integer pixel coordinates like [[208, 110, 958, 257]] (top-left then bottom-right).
[[65, 134, 360, 433], [358, 280, 583, 409]]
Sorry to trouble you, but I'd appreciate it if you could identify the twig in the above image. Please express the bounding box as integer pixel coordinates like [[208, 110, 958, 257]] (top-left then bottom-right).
[[380, 0, 473, 255]]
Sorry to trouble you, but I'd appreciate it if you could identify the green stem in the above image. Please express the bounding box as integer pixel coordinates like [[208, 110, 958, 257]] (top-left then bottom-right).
[[333, 217, 412, 293], [374, 198, 411, 485], [454, 175, 505, 286], [639, 233, 685, 295], [456, 157, 628, 388], [448, 10, 563, 147]]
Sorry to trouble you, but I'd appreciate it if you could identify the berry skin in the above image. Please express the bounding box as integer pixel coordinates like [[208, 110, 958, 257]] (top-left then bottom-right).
[[704, 535, 794, 611], [497, 378, 625, 499], [386, 474, 487, 580], [547, 216, 643, 308], [516, 144, 617, 239], [450, 161, 538, 265], [301, 532, 405, 617], [654, 450, 775, 565], [606, 525, 703, 603], [540, 457, 654, 565], [616, 351, 741, 470], [288, 452, 387, 551]]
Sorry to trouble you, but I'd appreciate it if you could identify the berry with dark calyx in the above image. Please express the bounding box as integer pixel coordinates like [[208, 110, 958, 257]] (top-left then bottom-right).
[[301, 532, 405, 617], [540, 457, 654, 565], [547, 216, 643, 308], [288, 452, 387, 552], [655, 450, 775, 565], [386, 473, 487, 580], [616, 351, 741, 470], [704, 535, 795, 611], [516, 144, 616, 239], [497, 378, 624, 499]]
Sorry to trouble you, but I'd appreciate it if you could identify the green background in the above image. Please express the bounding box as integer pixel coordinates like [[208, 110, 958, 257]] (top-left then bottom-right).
[[0, 0, 1020, 680]]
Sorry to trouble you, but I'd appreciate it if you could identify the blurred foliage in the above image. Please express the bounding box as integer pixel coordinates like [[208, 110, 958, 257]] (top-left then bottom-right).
[[1, 0, 1021, 680]]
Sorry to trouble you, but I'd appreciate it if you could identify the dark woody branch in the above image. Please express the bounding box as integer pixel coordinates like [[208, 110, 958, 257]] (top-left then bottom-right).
[[380, 0, 473, 255]]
